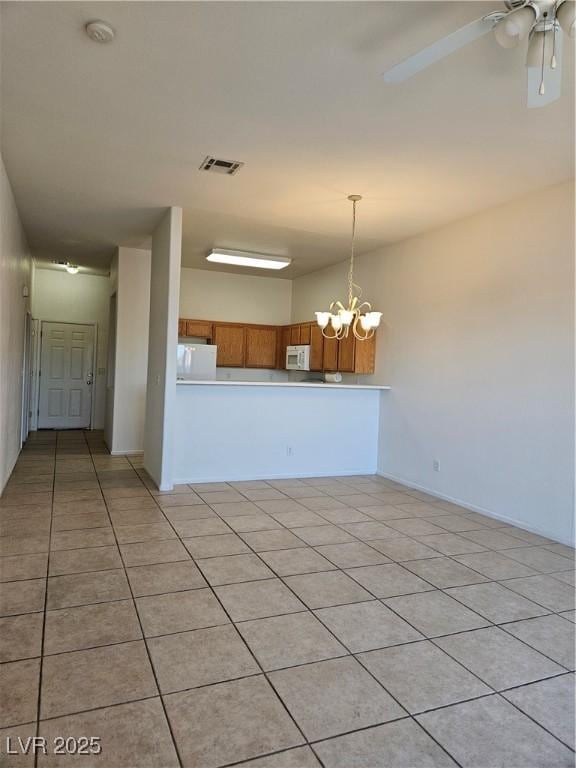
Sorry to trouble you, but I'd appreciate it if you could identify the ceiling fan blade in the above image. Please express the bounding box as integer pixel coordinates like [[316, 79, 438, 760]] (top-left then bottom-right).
[[383, 15, 502, 83], [527, 28, 563, 107]]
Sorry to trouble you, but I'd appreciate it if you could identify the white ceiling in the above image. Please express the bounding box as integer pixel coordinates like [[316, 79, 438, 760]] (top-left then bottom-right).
[[1, 1, 574, 278]]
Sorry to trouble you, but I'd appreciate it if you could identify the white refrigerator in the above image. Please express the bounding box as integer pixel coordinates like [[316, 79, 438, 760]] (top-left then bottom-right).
[[177, 344, 217, 381]]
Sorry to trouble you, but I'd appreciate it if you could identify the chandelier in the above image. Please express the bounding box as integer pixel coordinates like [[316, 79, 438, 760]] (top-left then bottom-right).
[[315, 195, 382, 341]]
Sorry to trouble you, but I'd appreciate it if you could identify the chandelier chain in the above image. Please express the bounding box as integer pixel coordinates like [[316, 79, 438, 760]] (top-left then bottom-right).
[[348, 198, 356, 307]]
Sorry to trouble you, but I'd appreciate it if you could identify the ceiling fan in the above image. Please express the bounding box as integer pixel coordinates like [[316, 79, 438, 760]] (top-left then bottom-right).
[[383, 0, 575, 107]]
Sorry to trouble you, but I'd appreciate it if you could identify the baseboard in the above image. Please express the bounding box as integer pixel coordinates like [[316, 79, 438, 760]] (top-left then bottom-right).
[[110, 449, 144, 456], [377, 470, 574, 547], [0, 450, 20, 497], [173, 466, 378, 486]]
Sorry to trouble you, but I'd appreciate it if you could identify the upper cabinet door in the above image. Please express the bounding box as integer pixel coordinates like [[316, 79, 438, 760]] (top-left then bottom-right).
[[353, 333, 376, 374], [338, 333, 355, 373], [299, 324, 311, 344], [178, 319, 187, 337], [309, 325, 324, 371], [213, 325, 245, 367], [289, 325, 301, 345], [278, 326, 291, 369], [186, 320, 212, 339], [323, 337, 339, 371], [245, 327, 278, 369]]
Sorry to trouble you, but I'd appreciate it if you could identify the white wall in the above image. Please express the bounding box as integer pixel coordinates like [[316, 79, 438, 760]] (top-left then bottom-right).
[[0, 157, 32, 493], [174, 384, 379, 483], [292, 181, 575, 545], [106, 247, 151, 454], [180, 268, 292, 325], [144, 207, 182, 490], [31, 267, 109, 429]]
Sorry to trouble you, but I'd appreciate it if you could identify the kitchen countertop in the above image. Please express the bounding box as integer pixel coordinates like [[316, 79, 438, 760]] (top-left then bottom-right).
[[176, 380, 390, 390]]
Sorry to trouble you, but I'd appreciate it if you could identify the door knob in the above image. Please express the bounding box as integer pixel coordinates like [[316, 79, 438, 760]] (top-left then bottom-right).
[[86, 373, 93, 385]]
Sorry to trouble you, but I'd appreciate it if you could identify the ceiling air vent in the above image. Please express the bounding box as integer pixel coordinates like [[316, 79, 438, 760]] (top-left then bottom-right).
[[199, 156, 244, 176]]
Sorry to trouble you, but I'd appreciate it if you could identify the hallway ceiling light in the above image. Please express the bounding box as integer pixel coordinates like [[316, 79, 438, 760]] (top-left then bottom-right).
[[206, 249, 291, 270], [65, 264, 79, 274], [315, 195, 381, 341]]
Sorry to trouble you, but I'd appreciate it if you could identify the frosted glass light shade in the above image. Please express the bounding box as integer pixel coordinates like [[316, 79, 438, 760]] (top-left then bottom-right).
[[557, 1, 576, 37], [315, 312, 331, 329], [359, 315, 371, 331], [495, 6, 536, 47], [367, 311, 383, 328], [330, 314, 343, 331], [339, 309, 354, 326]]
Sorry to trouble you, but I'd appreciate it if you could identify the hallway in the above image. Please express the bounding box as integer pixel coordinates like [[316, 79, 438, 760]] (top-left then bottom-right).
[[0, 431, 574, 767]]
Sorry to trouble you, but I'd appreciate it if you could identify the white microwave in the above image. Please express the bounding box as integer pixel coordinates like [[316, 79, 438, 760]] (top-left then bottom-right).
[[286, 344, 311, 371]]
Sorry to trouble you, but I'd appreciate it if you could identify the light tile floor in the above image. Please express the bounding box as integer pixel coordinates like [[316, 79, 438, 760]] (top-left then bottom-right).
[[0, 430, 574, 767]]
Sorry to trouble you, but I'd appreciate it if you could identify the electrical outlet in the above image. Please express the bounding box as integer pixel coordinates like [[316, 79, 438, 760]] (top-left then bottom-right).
[[433, 459, 440, 472]]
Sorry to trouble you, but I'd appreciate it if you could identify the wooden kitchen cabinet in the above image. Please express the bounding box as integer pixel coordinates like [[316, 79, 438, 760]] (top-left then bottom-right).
[[299, 324, 311, 344], [278, 326, 291, 369], [352, 333, 376, 374], [185, 320, 212, 339], [289, 325, 301, 345], [177, 316, 377, 374], [322, 330, 376, 374], [245, 327, 278, 369], [323, 336, 339, 371], [337, 332, 355, 373], [213, 324, 245, 367], [309, 324, 324, 371]]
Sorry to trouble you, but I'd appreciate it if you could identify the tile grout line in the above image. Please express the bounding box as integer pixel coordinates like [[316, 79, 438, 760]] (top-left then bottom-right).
[[2, 436, 574, 765], [84, 437, 187, 768], [199, 483, 575, 760], [33, 435, 57, 768], [126, 467, 319, 767], [190, 501, 467, 768]]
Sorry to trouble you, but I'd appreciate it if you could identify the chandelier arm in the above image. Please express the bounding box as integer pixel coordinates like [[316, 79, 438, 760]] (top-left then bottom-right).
[[322, 325, 346, 340], [351, 314, 374, 340]]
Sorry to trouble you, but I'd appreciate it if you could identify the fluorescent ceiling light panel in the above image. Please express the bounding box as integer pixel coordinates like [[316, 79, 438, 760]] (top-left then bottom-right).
[[206, 249, 291, 270]]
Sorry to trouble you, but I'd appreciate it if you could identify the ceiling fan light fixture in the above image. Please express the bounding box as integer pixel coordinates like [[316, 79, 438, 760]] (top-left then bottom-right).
[[557, 1, 576, 37], [494, 5, 536, 47]]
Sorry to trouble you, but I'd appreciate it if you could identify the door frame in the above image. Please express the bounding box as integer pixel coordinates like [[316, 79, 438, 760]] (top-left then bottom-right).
[[29, 318, 41, 432], [20, 312, 33, 445], [33, 320, 98, 430]]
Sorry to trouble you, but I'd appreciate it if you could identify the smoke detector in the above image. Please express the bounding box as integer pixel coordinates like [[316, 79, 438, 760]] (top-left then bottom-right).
[[199, 156, 244, 176], [85, 21, 115, 44]]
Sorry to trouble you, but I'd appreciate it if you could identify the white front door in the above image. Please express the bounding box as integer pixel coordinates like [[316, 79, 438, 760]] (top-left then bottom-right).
[[38, 322, 94, 429]]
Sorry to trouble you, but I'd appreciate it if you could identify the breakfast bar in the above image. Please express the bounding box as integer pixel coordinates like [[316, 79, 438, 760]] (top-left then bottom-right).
[[173, 380, 390, 484]]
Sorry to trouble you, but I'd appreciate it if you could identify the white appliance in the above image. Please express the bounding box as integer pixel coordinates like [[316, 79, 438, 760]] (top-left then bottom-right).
[[177, 344, 217, 381], [286, 344, 310, 371]]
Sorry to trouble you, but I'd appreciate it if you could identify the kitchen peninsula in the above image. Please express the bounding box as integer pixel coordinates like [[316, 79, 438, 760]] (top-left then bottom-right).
[[173, 379, 389, 484]]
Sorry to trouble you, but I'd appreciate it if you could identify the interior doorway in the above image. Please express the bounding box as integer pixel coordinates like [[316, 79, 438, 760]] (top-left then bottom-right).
[[37, 321, 95, 429]]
